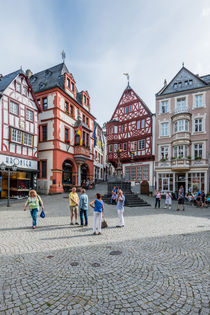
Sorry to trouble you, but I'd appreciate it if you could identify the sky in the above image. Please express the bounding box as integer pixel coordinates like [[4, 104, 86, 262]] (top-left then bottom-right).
[[1, 0, 210, 125]]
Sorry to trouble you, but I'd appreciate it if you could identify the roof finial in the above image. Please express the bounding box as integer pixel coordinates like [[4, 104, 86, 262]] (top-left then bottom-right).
[[61, 50, 66, 63], [182, 62, 184, 67], [123, 73, 130, 86]]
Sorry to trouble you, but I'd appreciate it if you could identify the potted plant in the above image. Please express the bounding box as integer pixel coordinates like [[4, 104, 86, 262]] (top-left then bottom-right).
[[187, 155, 192, 160], [195, 156, 201, 160], [172, 157, 176, 160]]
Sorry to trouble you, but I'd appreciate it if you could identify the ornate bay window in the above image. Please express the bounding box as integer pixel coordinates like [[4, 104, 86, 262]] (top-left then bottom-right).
[[174, 119, 189, 132], [173, 145, 188, 158]]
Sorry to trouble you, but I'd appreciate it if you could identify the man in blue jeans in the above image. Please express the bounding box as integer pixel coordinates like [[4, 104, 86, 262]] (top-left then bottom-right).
[[79, 189, 89, 226]]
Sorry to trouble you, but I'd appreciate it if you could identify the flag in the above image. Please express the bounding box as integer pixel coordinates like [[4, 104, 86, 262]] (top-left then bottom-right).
[[77, 126, 82, 145], [93, 126, 96, 147]]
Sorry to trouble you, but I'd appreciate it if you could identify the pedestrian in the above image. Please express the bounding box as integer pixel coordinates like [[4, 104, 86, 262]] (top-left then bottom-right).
[[24, 190, 44, 229], [154, 190, 161, 208], [201, 191, 207, 208], [69, 187, 79, 225], [164, 191, 172, 209], [116, 189, 125, 227], [110, 185, 117, 204], [90, 193, 104, 235], [177, 185, 185, 211], [79, 189, 89, 226]]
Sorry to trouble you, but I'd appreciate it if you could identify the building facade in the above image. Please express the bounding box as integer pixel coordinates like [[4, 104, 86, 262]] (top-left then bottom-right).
[[29, 63, 95, 194], [0, 69, 40, 198], [155, 66, 210, 194], [106, 84, 155, 188], [93, 121, 105, 182]]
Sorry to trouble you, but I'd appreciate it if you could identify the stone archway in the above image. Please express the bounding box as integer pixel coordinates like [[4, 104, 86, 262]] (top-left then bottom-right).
[[81, 163, 89, 182]]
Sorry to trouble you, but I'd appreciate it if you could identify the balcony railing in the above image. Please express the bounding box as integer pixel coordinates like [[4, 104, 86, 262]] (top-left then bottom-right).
[[156, 158, 208, 169], [172, 107, 191, 116]]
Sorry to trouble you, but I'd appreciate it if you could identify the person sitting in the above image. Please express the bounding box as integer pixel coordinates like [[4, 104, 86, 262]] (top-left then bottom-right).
[[85, 178, 90, 189]]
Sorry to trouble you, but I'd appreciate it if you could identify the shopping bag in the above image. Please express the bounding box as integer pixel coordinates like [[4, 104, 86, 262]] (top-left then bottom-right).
[[101, 219, 108, 228], [40, 210, 45, 218]]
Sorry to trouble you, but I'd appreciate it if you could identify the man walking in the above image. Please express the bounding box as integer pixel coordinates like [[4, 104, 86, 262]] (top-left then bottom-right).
[[69, 187, 79, 225], [116, 190, 125, 228], [79, 189, 89, 226]]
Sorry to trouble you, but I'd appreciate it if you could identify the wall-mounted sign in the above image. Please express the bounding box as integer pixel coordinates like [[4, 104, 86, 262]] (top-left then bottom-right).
[[0, 154, 37, 171]]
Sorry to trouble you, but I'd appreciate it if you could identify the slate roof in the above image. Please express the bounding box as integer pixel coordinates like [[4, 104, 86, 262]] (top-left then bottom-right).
[[157, 66, 210, 96], [0, 69, 23, 93], [30, 63, 69, 94]]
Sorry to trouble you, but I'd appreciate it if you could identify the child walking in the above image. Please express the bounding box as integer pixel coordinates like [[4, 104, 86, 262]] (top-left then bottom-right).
[[90, 193, 104, 235], [165, 191, 172, 209]]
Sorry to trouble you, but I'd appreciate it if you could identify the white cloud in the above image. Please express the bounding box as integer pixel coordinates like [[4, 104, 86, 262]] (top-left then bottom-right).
[[202, 7, 210, 16]]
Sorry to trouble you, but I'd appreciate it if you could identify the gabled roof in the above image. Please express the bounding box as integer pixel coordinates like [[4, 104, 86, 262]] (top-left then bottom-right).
[[0, 69, 23, 93], [30, 63, 69, 94], [110, 84, 153, 122], [157, 66, 209, 96]]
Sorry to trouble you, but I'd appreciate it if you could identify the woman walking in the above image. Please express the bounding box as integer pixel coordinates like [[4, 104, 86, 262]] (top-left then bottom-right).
[[90, 193, 104, 235], [24, 190, 44, 229], [154, 190, 161, 208]]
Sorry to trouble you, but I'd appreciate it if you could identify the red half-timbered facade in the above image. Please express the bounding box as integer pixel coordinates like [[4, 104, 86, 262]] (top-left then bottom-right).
[[106, 84, 155, 186]]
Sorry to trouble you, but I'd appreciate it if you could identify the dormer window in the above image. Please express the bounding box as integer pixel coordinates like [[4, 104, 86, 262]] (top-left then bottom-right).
[[16, 82, 21, 93], [39, 82, 45, 89], [84, 95, 86, 104], [87, 98, 89, 106], [178, 82, 182, 88], [189, 79, 193, 85], [67, 78, 70, 88], [173, 83, 177, 89], [71, 82, 74, 92]]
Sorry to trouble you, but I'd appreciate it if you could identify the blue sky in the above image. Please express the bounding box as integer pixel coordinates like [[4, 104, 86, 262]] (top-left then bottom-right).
[[1, 0, 210, 125]]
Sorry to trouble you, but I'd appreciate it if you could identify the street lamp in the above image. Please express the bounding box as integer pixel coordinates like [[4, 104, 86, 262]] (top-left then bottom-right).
[[0, 162, 18, 207]]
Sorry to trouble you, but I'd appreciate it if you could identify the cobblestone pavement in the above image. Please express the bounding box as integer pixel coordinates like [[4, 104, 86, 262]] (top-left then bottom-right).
[[0, 183, 209, 314]]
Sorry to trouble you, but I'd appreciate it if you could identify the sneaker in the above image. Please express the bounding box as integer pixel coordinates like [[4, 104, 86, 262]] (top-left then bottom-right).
[[93, 232, 96, 235], [116, 225, 121, 228], [121, 225, 124, 227], [32, 226, 36, 229], [75, 222, 79, 225], [98, 232, 102, 235], [85, 224, 88, 226], [70, 222, 74, 225], [80, 224, 84, 227], [176, 209, 180, 211]]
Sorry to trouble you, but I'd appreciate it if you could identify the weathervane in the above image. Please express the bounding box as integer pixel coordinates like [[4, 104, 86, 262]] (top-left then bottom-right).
[[123, 73, 130, 85], [61, 50, 66, 63], [182, 62, 184, 67]]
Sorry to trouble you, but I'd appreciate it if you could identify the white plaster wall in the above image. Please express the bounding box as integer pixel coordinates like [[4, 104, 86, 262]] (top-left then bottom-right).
[[10, 143, 15, 153], [37, 151, 53, 194], [39, 110, 54, 122], [3, 126, 9, 139], [22, 147, 27, 155], [48, 93, 56, 109], [39, 142, 54, 150], [60, 111, 75, 126], [59, 95, 65, 111]]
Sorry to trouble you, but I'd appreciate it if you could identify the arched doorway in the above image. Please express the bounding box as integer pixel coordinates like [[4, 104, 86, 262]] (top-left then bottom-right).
[[81, 163, 88, 182], [62, 160, 73, 191]]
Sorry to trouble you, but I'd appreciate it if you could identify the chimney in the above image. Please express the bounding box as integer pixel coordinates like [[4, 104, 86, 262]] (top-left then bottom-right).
[[26, 69, 33, 78], [164, 79, 167, 86]]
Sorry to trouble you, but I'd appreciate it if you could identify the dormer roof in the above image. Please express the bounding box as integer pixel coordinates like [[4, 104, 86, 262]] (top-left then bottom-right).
[[0, 69, 24, 93]]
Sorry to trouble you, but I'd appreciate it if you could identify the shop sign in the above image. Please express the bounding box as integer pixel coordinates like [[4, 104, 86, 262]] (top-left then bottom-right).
[[0, 154, 37, 170]]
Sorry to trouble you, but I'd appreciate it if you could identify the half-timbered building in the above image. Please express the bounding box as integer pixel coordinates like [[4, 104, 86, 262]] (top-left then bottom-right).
[[29, 62, 95, 194], [106, 84, 155, 188], [0, 69, 40, 198]]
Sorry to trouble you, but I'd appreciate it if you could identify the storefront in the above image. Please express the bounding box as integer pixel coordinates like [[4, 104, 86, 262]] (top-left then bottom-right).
[[0, 154, 38, 199], [157, 170, 208, 194]]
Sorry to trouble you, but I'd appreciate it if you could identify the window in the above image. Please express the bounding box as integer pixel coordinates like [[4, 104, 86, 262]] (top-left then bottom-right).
[[42, 97, 47, 110], [189, 80, 193, 85], [70, 105, 74, 116], [161, 100, 168, 113], [37, 99, 40, 106], [82, 131, 86, 145], [10, 101, 19, 115], [83, 115, 85, 123], [138, 140, 145, 150], [84, 95, 86, 104], [67, 78, 70, 88], [26, 109, 33, 122], [195, 118, 203, 132], [137, 120, 140, 129], [65, 128, 69, 141], [173, 145, 188, 158], [194, 144, 203, 158], [65, 102, 69, 113], [86, 133, 89, 147], [161, 122, 169, 136], [39, 160, 47, 178], [162, 178, 169, 191], [174, 119, 189, 132], [129, 105, 132, 112], [23, 133, 33, 146], [176, 97, 186, 112], [125, 106, 128, 114], [123, 143, 127, 151], [160, 146, 168, 159], [173, 83, 177, 89], [141, 119, 145, 128], [16, 82, 21, 93], [195, 95, 203, 108], [114, 144, 118, 152], [125, 165, 149, 181], [114, 126, 118, 134], [109, 144, 112, 152], [119, 143, 122, 150], [11, 129, 21, 143], [178, 82, 182, 88], [22, 86, 27, 96], [87, 98, 89, 106], [40, 125, 47, 142], [109, 127, 113, 134], [86, 117, 89, 126], [71, 82, 74, 91]]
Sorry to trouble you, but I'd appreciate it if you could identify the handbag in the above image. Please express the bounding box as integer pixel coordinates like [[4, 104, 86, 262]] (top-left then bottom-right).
[[40, 210, 45, 218], [101, 219, 108, 229]]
